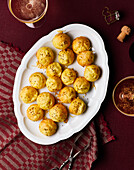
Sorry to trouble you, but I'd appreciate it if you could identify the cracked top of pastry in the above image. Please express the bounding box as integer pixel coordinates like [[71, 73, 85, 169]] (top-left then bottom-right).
[[84, 64, 101, 82], [49, 103, 68, 122], [69, 97, 86, 115], [29, 72, 46, 89], [46, 62, 62, 77], [73, 77, 90, 94], [39, 119, 57, 136], [59, 86, 76, 103], [72, 36, 91, 54], [37, 92, 55, 110], [36, 47, 55, 69], [20, 86, 38, 104], [52, 33, 71, 50]]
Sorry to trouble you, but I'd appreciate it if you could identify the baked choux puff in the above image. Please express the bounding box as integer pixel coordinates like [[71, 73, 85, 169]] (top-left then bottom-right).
[[72, 36, 91, 54], [39, 118, 57, 136], [84, 64, 101, 82], [73, 77, 90, 94], [36, 47, 55, 69], [69, 97, 86, 115], [20, 86, 38, 104], [58, 49, 75, 66], [59, 87, 76, 103], [46, 76, 62, 92], [52, 32, 71, 50], [46, 62, 62, 77], [49, 103, 68, 122], [61, 68, 77, 85], [77, 51, 94, 67], [29, 72, 46, 89], [27, 104, 44, 121], [37, 92, 55, 110]]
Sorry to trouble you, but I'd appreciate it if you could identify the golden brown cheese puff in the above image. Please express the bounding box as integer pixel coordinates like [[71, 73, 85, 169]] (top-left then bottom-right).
[[49, 103, 68, 122], [27, 104, 44, 121], [39, 119, 57, 136], [37, 92, 55, 110], [61, 68, 77, 85], [84, 65, 101, 82], [69, 98, 86, 115], [58, 49, 75, 66], [36, 47, 55, 69], [52, 33, 71, 50], [72, 36, 91, 54], [77, 51, 94, 67], [46, 62, 62, 77], [59, 87, 76, 103], [20, 86, 38, 104], [29, 72, 46, 89], [73, 77, 90, 94], [46, 76, 62, 92]]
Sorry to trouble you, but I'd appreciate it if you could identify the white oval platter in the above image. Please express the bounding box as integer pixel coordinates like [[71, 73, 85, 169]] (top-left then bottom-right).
[[13, 23, 109, 145]]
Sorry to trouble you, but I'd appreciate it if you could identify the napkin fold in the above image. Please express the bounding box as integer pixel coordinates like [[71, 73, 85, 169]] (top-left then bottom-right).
[[0, 42, 115, 170]]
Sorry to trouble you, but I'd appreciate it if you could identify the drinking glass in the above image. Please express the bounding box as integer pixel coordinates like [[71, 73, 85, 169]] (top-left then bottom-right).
[[7, 0, 48, 28]]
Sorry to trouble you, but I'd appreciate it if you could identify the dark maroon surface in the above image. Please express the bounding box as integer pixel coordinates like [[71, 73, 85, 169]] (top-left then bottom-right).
[[0, 0, 134, 170]]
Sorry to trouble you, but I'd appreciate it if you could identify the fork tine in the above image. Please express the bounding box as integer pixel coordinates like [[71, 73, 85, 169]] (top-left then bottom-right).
[[72, 137, 92, 159], [69, 132, 83, 157], [74, 132, 83, 143], [83, 137, 92, 151]]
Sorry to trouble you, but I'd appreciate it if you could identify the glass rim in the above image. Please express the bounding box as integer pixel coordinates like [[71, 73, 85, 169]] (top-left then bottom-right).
[[112, 76, 134, 117], [8, 0, 48, 23]]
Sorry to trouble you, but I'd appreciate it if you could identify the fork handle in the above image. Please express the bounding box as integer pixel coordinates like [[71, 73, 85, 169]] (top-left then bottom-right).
[[68, 161, 72, 170], [59, 159, 69, 170], [68, 157, 73, 170]]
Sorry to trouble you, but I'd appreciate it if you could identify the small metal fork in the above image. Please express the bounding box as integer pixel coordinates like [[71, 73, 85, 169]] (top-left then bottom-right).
[[52, 133, 92, 170]]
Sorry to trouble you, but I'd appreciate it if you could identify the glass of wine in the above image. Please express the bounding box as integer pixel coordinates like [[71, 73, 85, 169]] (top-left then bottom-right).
[[7, 0, 48, 28]]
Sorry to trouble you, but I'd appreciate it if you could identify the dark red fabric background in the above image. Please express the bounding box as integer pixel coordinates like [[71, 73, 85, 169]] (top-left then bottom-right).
[[0, 0, 134, 170]]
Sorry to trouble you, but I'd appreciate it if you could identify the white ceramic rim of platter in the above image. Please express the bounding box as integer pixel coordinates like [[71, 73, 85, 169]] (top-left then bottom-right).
[[13, 23, 109, 145]]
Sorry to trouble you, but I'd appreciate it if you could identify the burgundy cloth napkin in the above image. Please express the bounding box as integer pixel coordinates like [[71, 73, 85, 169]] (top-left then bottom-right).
[[0, 42, 115, 170]]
